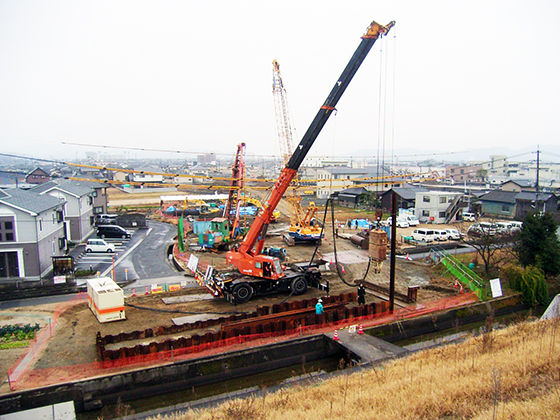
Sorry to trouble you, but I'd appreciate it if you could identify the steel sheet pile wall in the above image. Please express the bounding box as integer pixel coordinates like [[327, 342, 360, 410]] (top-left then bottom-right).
[[96, 292, 389, 362]]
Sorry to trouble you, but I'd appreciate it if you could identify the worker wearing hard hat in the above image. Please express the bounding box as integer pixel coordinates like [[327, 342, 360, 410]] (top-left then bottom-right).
[[315, 299, 324, 315]]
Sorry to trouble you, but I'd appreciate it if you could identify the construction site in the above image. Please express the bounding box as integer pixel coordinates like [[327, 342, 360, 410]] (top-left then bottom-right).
[[0, 19, 528, 419]]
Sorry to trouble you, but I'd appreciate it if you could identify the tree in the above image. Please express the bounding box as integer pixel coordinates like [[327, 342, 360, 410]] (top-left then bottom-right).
[[516, 212, 560, 277], [462, 228, 513, 280]]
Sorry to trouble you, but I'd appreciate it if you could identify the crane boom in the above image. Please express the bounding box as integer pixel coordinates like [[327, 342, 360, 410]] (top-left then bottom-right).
[[226, 20, 395, 279]]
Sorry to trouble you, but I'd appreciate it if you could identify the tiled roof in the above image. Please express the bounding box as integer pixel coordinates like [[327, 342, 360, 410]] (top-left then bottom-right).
[[480, 190, 519, 204], [30, 179, 93, 198], [0, 188, 65, 215]]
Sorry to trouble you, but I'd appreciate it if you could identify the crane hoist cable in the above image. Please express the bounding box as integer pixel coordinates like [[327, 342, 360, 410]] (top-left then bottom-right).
[[307, 198, 372, 288]]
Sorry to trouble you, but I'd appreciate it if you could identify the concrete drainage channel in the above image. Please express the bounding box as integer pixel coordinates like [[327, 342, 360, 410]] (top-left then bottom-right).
[[0, 295, 528, 418]]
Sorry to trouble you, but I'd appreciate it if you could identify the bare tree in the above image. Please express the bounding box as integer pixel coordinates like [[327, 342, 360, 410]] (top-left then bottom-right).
[[461, 221, 519, 279]]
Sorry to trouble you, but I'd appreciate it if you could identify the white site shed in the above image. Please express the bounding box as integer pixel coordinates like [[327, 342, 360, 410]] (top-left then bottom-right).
[[86, 277, 126, 323]]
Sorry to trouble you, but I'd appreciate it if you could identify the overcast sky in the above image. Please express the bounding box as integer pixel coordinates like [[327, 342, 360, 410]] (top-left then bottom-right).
[[1, 1, 559, 163]]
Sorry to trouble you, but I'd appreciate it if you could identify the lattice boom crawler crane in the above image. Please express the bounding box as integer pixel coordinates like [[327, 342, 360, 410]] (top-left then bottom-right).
[[205, 20, 395, 304]]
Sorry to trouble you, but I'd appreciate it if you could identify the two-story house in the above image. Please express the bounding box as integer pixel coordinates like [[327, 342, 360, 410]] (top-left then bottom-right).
[[31, 180, 95, 242], [0, 188, 66, 280], [415, 191, 463, 224], [316, 167, 371, 199]]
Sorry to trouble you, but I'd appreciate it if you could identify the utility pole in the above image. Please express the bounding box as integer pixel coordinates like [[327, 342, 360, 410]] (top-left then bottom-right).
[[389, 190, 397, 312], [535, 147, 540, 213]]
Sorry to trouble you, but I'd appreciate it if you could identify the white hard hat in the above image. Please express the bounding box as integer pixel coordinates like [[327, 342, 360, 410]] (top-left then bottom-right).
[[318, 299, 323, 303]]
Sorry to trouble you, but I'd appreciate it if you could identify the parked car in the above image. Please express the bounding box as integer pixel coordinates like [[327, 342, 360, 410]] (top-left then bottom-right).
[[85, 238, 114, 253], [96, 225, 131, 239], [462, 212, 476, 222], [95, 213, 118, 225], [467, 222, 497, 237], [445, 228, 462, 240], [411, 229, 435, 243], [386, 217, 410, 228], [404, 215, 420, 226], [433, 229, 449, 241]]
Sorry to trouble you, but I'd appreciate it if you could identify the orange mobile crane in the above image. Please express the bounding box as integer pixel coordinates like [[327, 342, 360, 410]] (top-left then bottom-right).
[[205, 20, 394, 303]]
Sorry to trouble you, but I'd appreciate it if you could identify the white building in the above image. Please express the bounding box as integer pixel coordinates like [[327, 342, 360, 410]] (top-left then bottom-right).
[[0, 188, 66, 280], [414, 190, 463, 224]]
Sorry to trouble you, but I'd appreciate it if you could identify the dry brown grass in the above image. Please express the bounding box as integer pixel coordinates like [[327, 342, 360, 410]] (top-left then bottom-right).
[[147, 318, 560, 420]]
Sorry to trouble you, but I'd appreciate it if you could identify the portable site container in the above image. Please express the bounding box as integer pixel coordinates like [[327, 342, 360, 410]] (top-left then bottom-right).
[[86, 277, 126, 323]]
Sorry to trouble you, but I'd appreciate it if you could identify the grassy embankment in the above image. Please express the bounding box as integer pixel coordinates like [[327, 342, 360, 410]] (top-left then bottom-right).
[[142, 317, 559, 420]]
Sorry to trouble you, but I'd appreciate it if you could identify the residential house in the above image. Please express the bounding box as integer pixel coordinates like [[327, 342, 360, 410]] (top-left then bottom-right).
[[415, 191, 463, 224], [129, 164, 164, 185], [515, 191, 558, 219], [337, 187, 370, 207], [379, 186, 428, 212], [0, 188, 66, 280], [316, 167, 370, 199], [24, 167, 50, 185], [478, 190, 518, 219], [31, 180, 96, 242], [479, 190, 558, 220], [500, 180, 535, 193], [446, 163, 483, 183]]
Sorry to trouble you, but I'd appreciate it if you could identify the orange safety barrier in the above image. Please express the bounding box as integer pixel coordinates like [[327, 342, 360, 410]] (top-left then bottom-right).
[[7, 291, 479, 391]]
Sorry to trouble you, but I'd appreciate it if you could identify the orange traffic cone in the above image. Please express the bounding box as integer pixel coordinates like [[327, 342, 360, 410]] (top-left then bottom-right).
[[454, 279, 459, 288], [406, 253, 412, 261], [145, 285, 149, 295], [358, 324, 364, 335], [460, 284, 464, 294], [333, 329, 339, 341], [132, 288, 136, 297]]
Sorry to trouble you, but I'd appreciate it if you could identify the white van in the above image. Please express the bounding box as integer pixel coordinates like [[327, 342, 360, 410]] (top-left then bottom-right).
[[405, 215, 420, 226], [85, 238, 114, 253], [433, 229, 449, 241], [445, 228, 462, 240], [411, 229, 435, 243], [386, 217, 410, 228], [462, 212, 476, 222]]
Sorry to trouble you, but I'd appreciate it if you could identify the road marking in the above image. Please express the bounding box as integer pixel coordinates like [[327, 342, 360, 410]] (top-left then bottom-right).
[[101, 228, 153, 277]]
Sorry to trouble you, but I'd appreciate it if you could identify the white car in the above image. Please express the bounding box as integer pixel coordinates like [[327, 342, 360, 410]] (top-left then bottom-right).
[[386, 217, 410, 228], [405, 215, 420, 226], [85, 238, 114, 253], [445, 228, 462, 240], [411, 229, 435, 243], [433, 229, 449, 241]]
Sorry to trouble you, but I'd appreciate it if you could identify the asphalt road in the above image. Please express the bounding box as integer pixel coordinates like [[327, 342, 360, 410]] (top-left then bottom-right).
[[69, 220, 180, 283]]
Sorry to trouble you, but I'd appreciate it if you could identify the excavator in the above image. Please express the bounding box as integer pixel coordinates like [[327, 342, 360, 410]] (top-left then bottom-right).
[[202, 20, 395, 303]]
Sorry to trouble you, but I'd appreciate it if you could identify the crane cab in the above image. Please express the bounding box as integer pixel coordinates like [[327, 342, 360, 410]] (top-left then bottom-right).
[[226, 251, 284, 280]]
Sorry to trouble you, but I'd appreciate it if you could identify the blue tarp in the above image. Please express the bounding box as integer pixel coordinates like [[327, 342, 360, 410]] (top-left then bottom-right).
[[193, 220, 212, 234]]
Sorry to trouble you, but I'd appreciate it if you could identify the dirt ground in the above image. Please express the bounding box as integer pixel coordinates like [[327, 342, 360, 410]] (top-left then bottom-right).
[[0, 197, 468, 393]]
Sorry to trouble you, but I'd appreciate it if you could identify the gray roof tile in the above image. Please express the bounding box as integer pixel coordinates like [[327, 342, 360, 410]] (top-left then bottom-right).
[[0, 188, 65, 215]]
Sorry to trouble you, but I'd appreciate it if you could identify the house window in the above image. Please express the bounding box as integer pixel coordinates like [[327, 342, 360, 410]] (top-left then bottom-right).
[[93, 206, 104, 214], [439, 197, 447, 204], [422, 210, 430, 217], [423, 196, 431, 203], [56, 210, 64, 223], [502, 205, 510, 212], [439, 211, 446, 218], [0, 218, 15, 242]]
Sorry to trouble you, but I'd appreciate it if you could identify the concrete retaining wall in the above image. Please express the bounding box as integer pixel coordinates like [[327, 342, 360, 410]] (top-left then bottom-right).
[[0, 335, 342, 415]]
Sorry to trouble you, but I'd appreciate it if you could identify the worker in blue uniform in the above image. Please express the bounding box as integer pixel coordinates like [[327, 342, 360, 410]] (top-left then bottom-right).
[[316, 299, 324, 315]]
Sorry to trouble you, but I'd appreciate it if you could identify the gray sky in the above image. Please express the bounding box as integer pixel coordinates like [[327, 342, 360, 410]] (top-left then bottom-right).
[[1, 0, 559, 162]]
